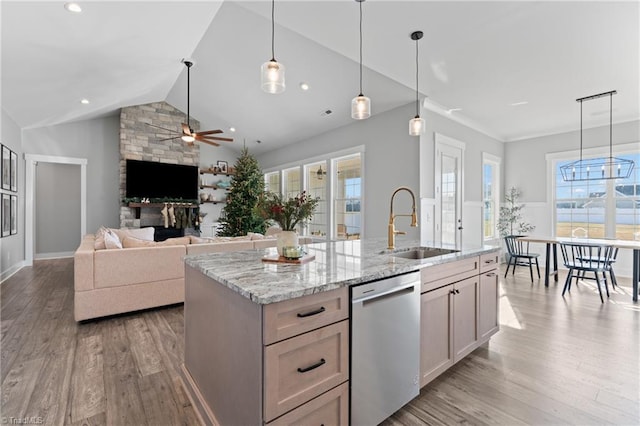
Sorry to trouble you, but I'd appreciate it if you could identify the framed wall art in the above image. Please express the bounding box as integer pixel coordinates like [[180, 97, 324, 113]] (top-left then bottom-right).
[[1, 145, 9, 191], [217, 160, 228, 174], [10, 195, 17, 235], [2, 193, 10, 237], [10, 150, 17, 192]]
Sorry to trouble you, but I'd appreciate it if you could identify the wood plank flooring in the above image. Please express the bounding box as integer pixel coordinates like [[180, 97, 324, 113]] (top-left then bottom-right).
[[1, 258, 639, 425]]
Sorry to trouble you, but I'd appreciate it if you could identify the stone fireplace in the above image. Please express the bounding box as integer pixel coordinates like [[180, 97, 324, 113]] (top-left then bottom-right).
[[119, 101, 200, 228]]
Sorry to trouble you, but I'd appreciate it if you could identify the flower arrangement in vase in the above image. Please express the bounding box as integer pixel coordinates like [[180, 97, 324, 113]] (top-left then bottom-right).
[[255, 191, 319, 256]]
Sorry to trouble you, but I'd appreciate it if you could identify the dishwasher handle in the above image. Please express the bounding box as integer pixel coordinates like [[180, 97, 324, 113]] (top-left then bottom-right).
[[352, 281, 416, 305]]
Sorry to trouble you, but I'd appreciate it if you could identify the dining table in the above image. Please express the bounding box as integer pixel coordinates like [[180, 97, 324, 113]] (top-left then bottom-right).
[[517, 236, 640, 302]]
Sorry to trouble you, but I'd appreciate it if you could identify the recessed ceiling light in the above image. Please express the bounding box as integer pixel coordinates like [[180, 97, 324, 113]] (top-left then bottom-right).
[[80, 98, 90, 104], [299, 82, 310, 91], [229, 127, 236, 132], [64, 3, 82, 13], [510, 101, 528, 106]]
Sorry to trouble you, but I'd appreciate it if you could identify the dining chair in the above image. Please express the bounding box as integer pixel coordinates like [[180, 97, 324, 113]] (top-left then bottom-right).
[[504, 235, 541, 282], [559, 242, 614, 303], [577, 246, 619, 288]]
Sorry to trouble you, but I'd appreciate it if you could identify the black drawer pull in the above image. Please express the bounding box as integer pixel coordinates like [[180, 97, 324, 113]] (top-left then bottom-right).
[[297, 358, 326, 373], [484, 259, 494, 264], [297, 306, 326, 318], [486, 272, 496, 277]]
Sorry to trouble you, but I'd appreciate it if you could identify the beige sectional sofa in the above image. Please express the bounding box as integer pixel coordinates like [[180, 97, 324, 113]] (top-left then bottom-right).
[[74, 233, 308, 321]]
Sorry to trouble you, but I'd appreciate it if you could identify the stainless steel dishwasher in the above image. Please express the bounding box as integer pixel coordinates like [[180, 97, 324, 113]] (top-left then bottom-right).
[[351, 271, 420, 426]]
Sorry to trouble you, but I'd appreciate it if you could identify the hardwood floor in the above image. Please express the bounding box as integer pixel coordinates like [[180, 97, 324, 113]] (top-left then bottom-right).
[[1, 258, 638, 425]]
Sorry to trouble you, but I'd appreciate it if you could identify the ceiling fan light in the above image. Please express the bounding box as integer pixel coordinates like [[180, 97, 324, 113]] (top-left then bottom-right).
[[261, 60, 286, 94], [181, 134, 195, 143], [351, 95, 371, 120], [409, 116, 425, 136]]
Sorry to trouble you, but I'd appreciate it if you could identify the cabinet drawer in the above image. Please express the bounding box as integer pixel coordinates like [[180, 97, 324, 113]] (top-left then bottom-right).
[[264, 320, 349, 422], [263, 287, 348, 345], [421, 256, 479, 293], [479, 251, 499, 273], [268, 382, 348, 426]]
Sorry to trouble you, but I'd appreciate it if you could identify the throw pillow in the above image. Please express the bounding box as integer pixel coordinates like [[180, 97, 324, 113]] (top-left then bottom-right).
[[122, 236, 156, 248], [112, 227, 155, 242], [248, 232, 265, 240], [94, 226, 108, 250], [189, 235, 213, 244], [104, 230, 123, 249]]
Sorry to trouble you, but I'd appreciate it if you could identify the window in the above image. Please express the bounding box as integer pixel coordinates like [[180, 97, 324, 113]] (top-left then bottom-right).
[[283, 167, 301, 199], [264, 171, 280, 194], [334, 154, 362, 240], [554, 151, 639, 241], [482, 154, 501, 240], [305, 162, 327, 237]]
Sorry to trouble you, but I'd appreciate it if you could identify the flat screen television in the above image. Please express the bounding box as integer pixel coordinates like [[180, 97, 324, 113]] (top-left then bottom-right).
[[125, 159, 198, 200]]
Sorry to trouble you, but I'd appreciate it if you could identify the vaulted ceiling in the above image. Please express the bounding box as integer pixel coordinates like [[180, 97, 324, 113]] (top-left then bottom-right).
[[2, 1, 638, 154]]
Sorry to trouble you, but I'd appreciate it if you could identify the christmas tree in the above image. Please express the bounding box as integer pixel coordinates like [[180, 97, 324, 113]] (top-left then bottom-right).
[[217, 147, 267, 236]]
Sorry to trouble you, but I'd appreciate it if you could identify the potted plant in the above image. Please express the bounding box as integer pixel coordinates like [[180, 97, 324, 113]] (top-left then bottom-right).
[[255, 191, 319, 256], [498, 186, 535, 237]]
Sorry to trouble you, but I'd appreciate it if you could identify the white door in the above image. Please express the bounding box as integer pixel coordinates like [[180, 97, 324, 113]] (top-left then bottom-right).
[[435, 135, 464, 246]]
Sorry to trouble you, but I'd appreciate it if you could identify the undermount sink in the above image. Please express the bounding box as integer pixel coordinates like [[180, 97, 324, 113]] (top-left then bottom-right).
[[390, 247, 460, 260]]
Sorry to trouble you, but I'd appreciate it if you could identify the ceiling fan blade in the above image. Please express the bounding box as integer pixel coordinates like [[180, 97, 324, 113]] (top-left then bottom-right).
[[147, 123, 179, 133], [196, 129, 223, 136], [182, 123, 192, 136], [199, 139, 220, 147], [157, 136, 181, 142], [199, 136, 233, 142]]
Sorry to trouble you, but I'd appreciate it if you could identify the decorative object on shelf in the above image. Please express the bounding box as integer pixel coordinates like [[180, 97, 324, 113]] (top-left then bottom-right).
[[261, 0, 285, 94], [409, 31, 425, 136], [199, 193, 208, 203], [351, 0, 371, 120], [216, 179, 231, 189], [255, 191, 319, 256], [217, 160, 228, 173], [218, 147, 268, 237], [559, 90, 634, 181], [147, 60, 233, 147], [497, 187, 535, 237], [1, 145, 10, 191]]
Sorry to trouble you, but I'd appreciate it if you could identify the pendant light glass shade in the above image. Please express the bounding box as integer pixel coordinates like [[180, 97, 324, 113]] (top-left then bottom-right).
[[409, 116, 425, 136], [261, 60, 285, 94], [351, 95, 371, 120], [351, 0, 370, 120], [262, 0, 285, 94], [409, 31, 425, 136], [559, 90, 635, 181]]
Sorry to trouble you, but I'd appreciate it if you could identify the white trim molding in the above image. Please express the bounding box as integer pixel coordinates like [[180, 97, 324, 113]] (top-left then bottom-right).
[[0, 261, 26, 284], [24, 154, 87, 266]]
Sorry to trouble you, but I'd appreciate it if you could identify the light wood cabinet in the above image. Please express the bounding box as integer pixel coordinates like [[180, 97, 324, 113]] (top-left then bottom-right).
[[420, 250, 498, 387], [268, 382, 349, 426], [479, 269, 499, 342]]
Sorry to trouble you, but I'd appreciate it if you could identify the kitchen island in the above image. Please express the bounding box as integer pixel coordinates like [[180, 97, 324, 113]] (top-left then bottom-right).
[[181, 239, 500, 426]]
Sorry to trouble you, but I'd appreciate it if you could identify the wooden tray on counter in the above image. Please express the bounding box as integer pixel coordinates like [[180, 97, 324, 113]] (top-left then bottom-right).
[[261, 254, 316, 264]]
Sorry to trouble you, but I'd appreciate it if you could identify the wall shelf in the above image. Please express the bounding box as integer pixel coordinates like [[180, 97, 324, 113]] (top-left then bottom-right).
[[200, 168, 234, 177]]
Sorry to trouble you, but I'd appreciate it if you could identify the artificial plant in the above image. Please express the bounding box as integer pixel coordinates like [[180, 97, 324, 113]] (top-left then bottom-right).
[[497, 186, 535, 237], [217, 147, 267, 237]]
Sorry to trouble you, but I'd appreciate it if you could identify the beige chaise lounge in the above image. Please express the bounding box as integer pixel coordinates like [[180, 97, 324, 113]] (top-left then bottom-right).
[[74, 233, 308, 321]]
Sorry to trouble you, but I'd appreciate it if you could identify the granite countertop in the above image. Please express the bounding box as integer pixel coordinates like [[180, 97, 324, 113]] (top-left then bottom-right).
[[184, 238, 500, 305]]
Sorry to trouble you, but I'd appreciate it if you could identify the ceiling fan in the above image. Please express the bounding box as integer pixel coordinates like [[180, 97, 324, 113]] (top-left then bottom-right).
[[149, 60, 233, 147]]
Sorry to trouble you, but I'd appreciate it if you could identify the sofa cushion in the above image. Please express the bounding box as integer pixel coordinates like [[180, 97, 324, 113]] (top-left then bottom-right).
[[189, 235, 213, 244], [122, 236, 190, 248], [186, 240, 254, 255], [94, 245, 186, 289]]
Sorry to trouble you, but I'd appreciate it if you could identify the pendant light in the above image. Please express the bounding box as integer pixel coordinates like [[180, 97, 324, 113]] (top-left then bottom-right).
[[559, 90, 634, 181], [351, 0, 370, 120], [261, 0, 285, 94], [182, 60, 195, 143], [409, 31, 425, 136]]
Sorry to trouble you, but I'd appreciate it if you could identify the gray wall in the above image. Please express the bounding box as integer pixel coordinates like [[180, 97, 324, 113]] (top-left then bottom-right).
[[258, 102, 504, 242], [35, 163, 81, 256], [22, 115, 121, 235], [1, 109, 24, 279], [504, 120, 640, 202]]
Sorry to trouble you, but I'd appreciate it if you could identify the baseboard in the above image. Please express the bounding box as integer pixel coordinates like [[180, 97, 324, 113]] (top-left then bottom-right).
[[34, 251, 74, 260], [0, 261, 26, 284]]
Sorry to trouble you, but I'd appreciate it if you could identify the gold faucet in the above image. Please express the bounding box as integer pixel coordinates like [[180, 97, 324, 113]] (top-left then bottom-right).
[[388, 186, 418, 250]]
